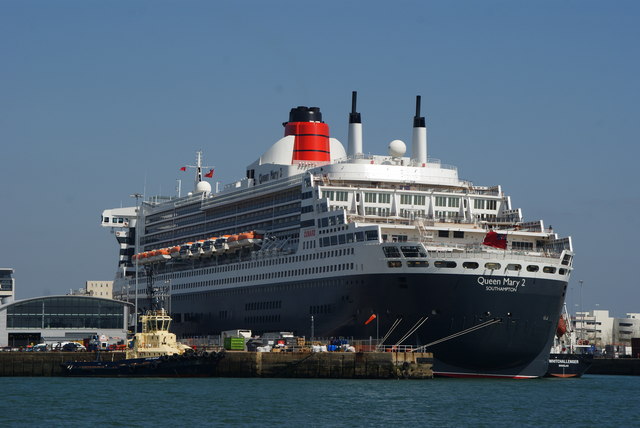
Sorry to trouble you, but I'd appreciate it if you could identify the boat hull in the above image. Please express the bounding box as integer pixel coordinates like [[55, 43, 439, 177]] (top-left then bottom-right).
[[545, 353, 593, 378], [165, 272, 566, 378], [61, 352, 224, 377]]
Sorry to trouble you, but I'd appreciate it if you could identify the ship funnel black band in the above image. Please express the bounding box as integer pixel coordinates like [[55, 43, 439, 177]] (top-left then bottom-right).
[[413, 95, 425, 128], [349, 91, 361, 123]]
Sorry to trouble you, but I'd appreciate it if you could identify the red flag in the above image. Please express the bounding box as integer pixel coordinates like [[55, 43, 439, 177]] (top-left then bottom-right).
[[364, 314, 377, 325], [204, 169, 214, 178], [483, 230, 507, 249], [180, 167, 187, 171]]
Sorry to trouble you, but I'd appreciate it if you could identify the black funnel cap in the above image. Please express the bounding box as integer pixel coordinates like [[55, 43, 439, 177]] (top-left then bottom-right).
[[413, 95, 425, 128], [288, 106, 323, 123], [349, 91, 361, 124]]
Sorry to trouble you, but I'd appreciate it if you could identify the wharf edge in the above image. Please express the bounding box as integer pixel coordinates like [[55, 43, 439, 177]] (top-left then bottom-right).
[[0, 351, 433, 379]]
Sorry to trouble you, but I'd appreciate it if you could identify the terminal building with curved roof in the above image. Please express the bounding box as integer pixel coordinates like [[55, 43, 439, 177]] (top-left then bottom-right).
[[0, 295, 133, 348]]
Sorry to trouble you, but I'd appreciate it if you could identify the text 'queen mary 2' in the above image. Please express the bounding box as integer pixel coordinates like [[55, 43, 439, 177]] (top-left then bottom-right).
[[102, 93, 573, 378]]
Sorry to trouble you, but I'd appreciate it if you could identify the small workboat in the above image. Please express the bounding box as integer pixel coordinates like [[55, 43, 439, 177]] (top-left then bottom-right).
[[61, 308, 224, 377]]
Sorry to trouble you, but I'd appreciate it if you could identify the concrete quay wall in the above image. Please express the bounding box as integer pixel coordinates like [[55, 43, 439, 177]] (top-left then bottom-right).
[[215, 351, 433, 379], [0, 351, 433, 379], [0, 352, 126, 377], [587, 358, 640, 376]]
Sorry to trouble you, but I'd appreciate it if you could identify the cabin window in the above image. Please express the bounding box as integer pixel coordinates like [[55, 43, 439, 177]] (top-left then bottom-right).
[[365, 230, 378, 241], [400, 246, 427, 258], [387, 261, 402, 268], [463, 262, 479, 269], [383, 247, 401, 258], [512, 241, 534, 250], [506, 264, 522, 271], [543, 266, 556, 274], [407, 260, 429, 267], [485, 262, 501, 270], [438, 230, 449, 238], [434, 261, 456, 268], [453, 231, 464, 238]]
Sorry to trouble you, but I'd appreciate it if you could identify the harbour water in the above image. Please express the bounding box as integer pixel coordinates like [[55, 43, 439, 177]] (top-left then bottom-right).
[[1, 375, 638, 427]]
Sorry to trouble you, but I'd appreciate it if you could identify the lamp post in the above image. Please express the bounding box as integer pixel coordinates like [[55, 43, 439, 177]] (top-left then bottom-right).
[[579, 280, 584, 337], [130, 192, 143, 333], [310, 316, 314, 342]]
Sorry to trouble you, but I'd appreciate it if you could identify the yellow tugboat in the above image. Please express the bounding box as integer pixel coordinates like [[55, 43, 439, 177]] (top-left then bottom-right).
[[127, 308, 193, 358], [62, 309, 224, 377]]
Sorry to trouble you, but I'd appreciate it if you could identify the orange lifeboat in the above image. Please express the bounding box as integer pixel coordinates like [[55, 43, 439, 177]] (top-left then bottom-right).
[[214, 236, 230, 252], [148, 250, 160, 263], [138, 252, 150, 265], [179, 243, 194, 259], [158, 248, 171, 261], [202, 238, 217, 255], [556, 316, 567, 338], [169, 246, 181, 258], [238, 231, 263, 246]]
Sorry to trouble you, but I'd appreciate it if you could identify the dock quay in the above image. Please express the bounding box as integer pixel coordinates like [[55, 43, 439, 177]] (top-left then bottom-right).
[[0, 351, 433, 379], [587, 358, 640, 376]]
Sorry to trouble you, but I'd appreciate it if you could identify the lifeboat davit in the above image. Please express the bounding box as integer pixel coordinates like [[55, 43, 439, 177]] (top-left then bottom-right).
[[179, 243, 193, 259], [214, 236, 230, 253], [202, 238, 217, 256], [556, 316, 567, 338]]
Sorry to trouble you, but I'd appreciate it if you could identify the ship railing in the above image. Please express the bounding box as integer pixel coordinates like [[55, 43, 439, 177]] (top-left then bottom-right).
[[425, 246, 563, 260], [334, 154, 457, 171]]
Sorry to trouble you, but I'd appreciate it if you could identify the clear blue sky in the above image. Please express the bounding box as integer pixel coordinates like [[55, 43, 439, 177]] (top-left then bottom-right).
[[1, 1, 638, 316]]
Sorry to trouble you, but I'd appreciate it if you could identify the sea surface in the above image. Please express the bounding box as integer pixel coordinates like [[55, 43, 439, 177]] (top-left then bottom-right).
[[1, 375, 637, 427]]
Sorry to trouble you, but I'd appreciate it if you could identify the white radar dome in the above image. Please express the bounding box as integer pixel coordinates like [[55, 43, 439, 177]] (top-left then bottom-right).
[[388, 139, 406, 157], [196, 181, 212, 193]]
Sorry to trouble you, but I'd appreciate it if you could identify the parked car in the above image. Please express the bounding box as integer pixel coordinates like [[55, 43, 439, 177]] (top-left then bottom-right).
[[32, 343, 48, 352], [62, 342, 86, 352]]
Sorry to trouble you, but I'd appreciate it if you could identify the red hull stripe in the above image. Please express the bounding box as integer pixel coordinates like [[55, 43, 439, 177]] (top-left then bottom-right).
[[435, 371, 538, 379]]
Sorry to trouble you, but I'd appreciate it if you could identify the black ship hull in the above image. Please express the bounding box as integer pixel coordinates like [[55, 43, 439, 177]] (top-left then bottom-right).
[[162, 272, 566, 378], [61, 352, 224, 377], [545, 353, 593, 378]]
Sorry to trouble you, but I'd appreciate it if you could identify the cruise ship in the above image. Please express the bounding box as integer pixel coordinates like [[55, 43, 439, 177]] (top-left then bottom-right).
[[101, 92, 573, 378]]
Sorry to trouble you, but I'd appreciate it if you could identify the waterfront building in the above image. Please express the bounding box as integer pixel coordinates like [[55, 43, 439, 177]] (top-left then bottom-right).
[[0, 296, 132, 348], [0, 268, 15, 305], [573, 310, 640, 355], [613, 313, 640, 348], [68, 281, 114, 299]]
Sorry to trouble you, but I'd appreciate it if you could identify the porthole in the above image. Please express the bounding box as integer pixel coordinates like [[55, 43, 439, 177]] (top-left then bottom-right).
[[463, 262, 479, 269], [526, 265, 539, 272], [485, 262, 501, 270], [506, 264, 522, 271], [543, 266, 556, 274]]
